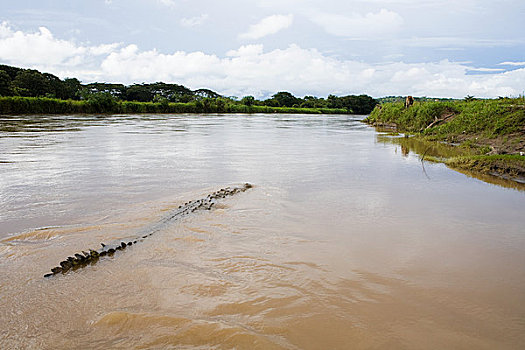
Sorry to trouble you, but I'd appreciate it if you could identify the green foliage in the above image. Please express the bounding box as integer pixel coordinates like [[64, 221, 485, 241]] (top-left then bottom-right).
[[241, 96, 255, 106], [339, 94, 378, 114], [85, 93, 118, 113], [271, 91, 300, 107], [377, 96, 457, 104], [0, 70, 12, 96], [153, 94, 169, 109], [428, 99, 525, 138], [194, 88, 221, 99], [264, 98, 280, 107], [366, 98, 525, 138], [446, 154, 525, 177], [125, 84, 154, 102], [0, 96, 85, 114], [12, 70, 52, 97], [83, 82, 126, 99], [62, 78, 82, 100], [0, 65, 23, 80], [0, 65, 81, 99], [0, 96, 349, 115]]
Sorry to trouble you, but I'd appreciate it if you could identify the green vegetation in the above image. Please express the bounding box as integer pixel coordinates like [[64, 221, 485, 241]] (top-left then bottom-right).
[[366, 98, 525, 145], [0, 96, 349, 115], [377, 96, 457, 104], [446, 155, 525, 178], [366, 98, 525, 181], [0, 64, 377, 115]]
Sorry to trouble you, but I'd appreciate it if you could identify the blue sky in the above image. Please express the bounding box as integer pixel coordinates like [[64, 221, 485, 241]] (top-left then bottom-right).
[[1, 0, 524, 98]]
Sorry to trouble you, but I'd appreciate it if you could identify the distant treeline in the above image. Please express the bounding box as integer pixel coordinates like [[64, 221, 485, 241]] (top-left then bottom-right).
[[0, 64, 377, 114]]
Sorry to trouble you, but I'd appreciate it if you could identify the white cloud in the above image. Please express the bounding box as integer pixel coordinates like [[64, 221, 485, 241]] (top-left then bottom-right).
[[96, 44, 525, 99], [467, 67, 505, 72], [158, 0, 176, 7], [239, 14, 294, 40], [226, 44, 264, 57], [499, 61, 525, 66], [88, 43, 121, 55], [100, 45, 223, 82], [0, 21, 116, 67], [309, 9, 403, 38], [1, 24, 524, 99], [180, 14, 209, 27]]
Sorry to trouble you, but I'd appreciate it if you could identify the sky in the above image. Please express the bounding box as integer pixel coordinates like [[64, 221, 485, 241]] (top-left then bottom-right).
[[0, 0, 524, 99]]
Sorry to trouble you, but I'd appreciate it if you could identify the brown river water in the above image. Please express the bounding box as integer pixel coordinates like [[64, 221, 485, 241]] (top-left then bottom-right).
[[0, 114, 524, 349]]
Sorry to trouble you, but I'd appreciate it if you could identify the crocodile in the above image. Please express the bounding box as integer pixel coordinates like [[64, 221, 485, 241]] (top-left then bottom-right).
[[44, 183, 253, 278]]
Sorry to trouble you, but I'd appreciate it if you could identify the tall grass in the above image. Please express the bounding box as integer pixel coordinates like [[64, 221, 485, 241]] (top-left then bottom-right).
[[0, 96, 349, 115], [365, 98, 525, 137]]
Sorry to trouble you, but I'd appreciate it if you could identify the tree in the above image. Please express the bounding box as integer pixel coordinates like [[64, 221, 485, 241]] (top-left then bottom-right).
[[84, 83, 126, 99], [0, 70, 13, 96], [153, 94, 169, 111], [194, 88, 221, 99], [327, 94, 343, 109], [271, 91, 298, 107], [338, 95, 377, 114], [149, 82, 193, 102], [241, 96, 255, 106], [62, 78, 82, 100], [178, 94, 194, 103], [201, 97, 212, 112], [42, 73, 61, 97], [215, 98, 226, 112], [87, 92, 118, 112], [301, 95, 326, 108], [263, 98, 280, 107], [0, 65, 23, 80], [125, 84, 153, 102], [12, 70, 52, 97]]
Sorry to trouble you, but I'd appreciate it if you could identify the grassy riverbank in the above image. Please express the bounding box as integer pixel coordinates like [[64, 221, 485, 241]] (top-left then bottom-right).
[[365, 98, 525, 181], [0, 96, 349, 115]]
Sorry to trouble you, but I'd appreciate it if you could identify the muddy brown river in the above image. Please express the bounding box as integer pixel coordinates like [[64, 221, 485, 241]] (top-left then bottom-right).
[[1, 114, 524, 349]]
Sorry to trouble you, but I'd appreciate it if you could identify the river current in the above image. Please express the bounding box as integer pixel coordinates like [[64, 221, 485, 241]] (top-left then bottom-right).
[[1, 114, 524, 349]]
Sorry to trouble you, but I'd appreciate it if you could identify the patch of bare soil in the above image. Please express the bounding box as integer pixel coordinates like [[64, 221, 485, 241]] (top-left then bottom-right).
[[454, 132, 525, 155]]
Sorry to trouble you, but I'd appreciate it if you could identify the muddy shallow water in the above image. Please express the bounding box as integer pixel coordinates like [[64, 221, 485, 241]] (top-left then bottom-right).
[[1, 114, 524, 349]]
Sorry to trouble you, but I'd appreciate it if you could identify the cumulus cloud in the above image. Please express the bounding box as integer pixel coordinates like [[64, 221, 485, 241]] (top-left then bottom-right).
[[180, 14, 209, 27], [309, 9, 403, 38], [239, 14, 294, 40], [0, 22, 117, 67], [1, 24, 523, 99], [97, 44, 524, 99], [100, 44, 223, 82]]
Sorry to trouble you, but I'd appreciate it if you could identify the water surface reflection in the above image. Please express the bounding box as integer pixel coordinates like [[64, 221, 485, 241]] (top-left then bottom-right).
[[0, 114, 524, 349]]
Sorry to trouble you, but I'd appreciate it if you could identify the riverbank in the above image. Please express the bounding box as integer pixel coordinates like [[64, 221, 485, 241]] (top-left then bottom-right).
[[365, 98, 525, 182], [0, 96, 349, 115]]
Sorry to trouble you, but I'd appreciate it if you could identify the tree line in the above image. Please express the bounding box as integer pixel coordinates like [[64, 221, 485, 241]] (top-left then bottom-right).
[[0, 64, 377, 114]]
